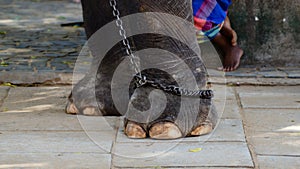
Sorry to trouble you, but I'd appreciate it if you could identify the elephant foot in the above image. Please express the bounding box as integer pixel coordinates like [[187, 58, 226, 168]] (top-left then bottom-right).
[[65, 93, 103, 116], [124, 121, 182, 139], [124, 119, 213, 140]]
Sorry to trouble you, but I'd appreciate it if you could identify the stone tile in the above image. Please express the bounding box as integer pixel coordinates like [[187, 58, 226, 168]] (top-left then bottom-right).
[[225, 68, 258, 78], [212, 85, 235, 101], [0, 111, 80, 131], [239, 93, 300, 109], [0, 131, 115, 154], [257, 71, 287, 78], [256, 67, 278, 72], [277, 67, 300, 71], [247, 132, 300, 156], [0, 87, 71, 112], [221, 99, 242, 119], [113, 168, 251, 169], [0, 111, 119, 131], [236, 86, 300, 94], [207, 69, 225, 77], [214, 86, 241, 119], [82, 130, 117, 153], [224, 77, 300, 86], [226, 72, 258, 78], [209, 119, 245, 142], [212, 86, 239, 119], [286, 70, 300, 78], [257, 155, 300, 169], [0, 72, 73, 85], [116, 119, 245, 143], [213, 98, 226, 120], [78, 116, 120, 131], [225, 87, 237, 99], [243, 109, 300, 132], [0, 153, 111, 169], [0, 86, 9, 102], [112, 142, 253, 168]]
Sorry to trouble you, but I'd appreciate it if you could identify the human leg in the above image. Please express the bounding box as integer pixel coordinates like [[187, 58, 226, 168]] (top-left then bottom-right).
[[211, 32, 243, 71]]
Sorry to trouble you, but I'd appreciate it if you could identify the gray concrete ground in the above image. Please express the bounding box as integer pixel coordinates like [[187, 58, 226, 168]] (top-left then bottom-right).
[[0, 85, 299, 168], [0, 0, 299, 169]]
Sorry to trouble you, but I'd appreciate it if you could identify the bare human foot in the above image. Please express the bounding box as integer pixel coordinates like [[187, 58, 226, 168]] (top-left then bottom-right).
[[212, 33, 243, 72], [209, 16, 243, 71]]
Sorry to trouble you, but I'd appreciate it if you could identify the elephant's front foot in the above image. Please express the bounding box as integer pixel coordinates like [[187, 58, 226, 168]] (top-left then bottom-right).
[[124, 119, 213, 139], [122, 86, 215, 139], [124, 120, 182, 139]]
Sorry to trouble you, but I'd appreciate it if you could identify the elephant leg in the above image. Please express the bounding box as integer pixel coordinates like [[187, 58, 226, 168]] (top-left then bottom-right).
[[121, 0, 218, 139], [66, 0, 218, 139], [66, 0, 129, 116]]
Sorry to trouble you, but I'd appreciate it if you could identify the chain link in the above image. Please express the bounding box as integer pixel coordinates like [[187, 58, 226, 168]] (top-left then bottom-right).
[[133, 75, 214, 99], [109, 0, 142, 79], [109, 0, 213, 99]]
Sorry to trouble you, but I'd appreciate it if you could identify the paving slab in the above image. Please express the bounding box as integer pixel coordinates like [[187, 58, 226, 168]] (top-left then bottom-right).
[[210, 85, 234, 100], [210, 86, 241, 119], [247, 132, 300, 156], [239, 92, 300, 109], [243, 109, 300, 132], [0, 87, 9, 108], [221, 99, 242, 119], [116, 119, 245, 143], [112, 142, 253, 168], [113, 168, 251, 169], [0, 153, 111, 169], [226, 72, 258, 78], [0, 87, 71, 112], [225, 86, 237, 100], [207, 68, 225, 77], [0, 131, 115, 154], [219, 77, 300, 86], [0, 72, 74, 85], [257, 71, 287, 78], [0, 111, 119, 131], [257, 155, 300, 169], [225, 68, 258, 78], [286, 70, 300, 78], [235, 86, 300, 94]]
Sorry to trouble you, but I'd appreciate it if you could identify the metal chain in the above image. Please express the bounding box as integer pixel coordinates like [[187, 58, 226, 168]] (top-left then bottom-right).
[[109, 0, 143, 81], [134, 75, 214, 99], [109, 0, 213, 99]]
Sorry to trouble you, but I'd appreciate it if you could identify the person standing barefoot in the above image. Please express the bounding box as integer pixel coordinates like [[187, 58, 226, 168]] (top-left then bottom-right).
[[193, 0, 243, 71]]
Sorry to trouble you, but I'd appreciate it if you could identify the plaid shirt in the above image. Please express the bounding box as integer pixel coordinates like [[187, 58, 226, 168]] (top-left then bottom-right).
[[193, 0, 231, 31]]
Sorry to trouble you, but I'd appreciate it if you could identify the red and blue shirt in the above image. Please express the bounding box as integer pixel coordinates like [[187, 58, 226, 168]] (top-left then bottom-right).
[[193, 0, 231, 32]]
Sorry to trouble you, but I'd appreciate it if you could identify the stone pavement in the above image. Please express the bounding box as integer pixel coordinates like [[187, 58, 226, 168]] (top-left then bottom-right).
[[0, 85, 299, 168], [0, 0, 300, 168], [0, 0, 85, 84]]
